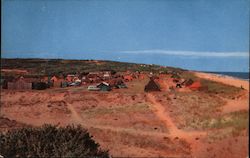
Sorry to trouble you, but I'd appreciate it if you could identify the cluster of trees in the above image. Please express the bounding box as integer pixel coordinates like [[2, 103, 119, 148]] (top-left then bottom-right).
[[0, 124, 109, 158]]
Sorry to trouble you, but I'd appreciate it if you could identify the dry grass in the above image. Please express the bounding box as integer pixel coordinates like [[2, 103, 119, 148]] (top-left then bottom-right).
[[200, 79, 242, 98], [162, 91, 225, 130], [83, 103, 150, 117], [88, 127, 191, 157], [119, 78, 150, 94], [205, 110, 248, 132]]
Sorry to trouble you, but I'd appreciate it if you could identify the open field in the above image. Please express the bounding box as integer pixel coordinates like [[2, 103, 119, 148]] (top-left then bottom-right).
[[0, 61, 249, 157]]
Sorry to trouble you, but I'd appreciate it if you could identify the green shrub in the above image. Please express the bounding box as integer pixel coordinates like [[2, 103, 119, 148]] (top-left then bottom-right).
[[0, 124, 109, 158]]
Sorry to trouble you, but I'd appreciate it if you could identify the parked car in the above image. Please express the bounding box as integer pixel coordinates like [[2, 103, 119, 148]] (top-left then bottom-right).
[[87, 85, 100, 91]]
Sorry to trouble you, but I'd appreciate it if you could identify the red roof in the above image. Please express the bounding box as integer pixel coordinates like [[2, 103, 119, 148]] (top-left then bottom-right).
[[123, 75, 133, 81]]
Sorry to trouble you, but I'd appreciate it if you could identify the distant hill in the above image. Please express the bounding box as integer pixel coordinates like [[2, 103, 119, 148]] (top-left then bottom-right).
[[1, 58, 185, 76]]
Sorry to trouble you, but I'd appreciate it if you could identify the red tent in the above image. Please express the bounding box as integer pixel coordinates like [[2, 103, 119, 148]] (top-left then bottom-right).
[[188, 81, 201, 90]]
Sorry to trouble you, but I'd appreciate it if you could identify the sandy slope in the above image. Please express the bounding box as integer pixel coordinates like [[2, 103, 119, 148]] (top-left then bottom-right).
[[194, 72, 249, 90], [194, 72, 249, 114]]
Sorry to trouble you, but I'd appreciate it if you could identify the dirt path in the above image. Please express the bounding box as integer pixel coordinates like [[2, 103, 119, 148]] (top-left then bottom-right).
[[146, 93, 179, 133], [221, 96, 249, 114], [66, 91, 207, 157], [66, 92, 206, 137], [65, 101, 172, 138], [146, 93, 208, 156], [65, 92, 170, 138], [194, 71, 249, 114], [146, 93, 206, 136], [66, 102, 84, 124], [65, 92, 205, 140]]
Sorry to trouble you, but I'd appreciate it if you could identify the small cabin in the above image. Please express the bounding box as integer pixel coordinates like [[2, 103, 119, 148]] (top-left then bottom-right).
[[123, 75, 133, 82], [7, 76, 32, 90]]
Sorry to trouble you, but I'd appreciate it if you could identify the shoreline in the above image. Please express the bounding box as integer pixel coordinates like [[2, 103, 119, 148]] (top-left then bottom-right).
[[201, 71, 249, 80], [193, 71, 249, 91]]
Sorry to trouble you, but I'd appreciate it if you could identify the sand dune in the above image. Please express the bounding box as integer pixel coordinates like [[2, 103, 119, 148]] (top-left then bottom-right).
[[194, 72, 249, 91]]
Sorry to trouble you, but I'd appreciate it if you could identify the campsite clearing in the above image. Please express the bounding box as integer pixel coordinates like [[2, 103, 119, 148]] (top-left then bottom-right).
[[0, 69, 248, 157]]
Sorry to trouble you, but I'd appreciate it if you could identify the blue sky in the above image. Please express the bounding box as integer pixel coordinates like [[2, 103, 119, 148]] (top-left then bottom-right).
[[2, 0, 249, 72]]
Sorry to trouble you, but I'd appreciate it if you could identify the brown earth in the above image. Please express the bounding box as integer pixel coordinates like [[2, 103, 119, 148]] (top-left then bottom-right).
[[0, 74, 249, 157]]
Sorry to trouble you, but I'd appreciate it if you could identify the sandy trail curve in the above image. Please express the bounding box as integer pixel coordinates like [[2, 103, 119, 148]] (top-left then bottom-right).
[[194, 72, 249, 114], [146, 93, 208, 156], [146, 93, 179, 132], [65, 101, 171, 138], [220, 96, 249, 114], [146, 93, 207, 139], [66, 92, 205, 140], [65, 92, 170, 137], [66, 90, 208, 157]]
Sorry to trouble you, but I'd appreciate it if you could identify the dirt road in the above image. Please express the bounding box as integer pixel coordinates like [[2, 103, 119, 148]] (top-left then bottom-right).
[[146, 93, 179, 132], [146, 93, 208, 156]]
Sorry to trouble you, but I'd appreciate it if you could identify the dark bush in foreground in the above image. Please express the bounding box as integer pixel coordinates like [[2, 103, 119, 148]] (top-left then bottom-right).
[[0, 124, 109, 158]]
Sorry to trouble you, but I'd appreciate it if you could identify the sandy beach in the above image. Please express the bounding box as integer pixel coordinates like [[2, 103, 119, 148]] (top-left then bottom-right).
[[194, 71, 249, 91]]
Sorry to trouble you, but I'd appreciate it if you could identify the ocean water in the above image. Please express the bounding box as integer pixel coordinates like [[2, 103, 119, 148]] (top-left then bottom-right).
[[207, 72, 249, 80]]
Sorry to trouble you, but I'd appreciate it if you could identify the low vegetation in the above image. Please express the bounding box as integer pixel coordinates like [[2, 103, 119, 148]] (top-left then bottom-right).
[[166, 91, 225, 130], [206, 110, 249, 131], [180, 71, 198, 81], [200, 79, 242, 98], [89, 127, 191, 157], [1, 58, 183, 77], [0, 124, 109, 157], [83, 103, 150, 117]]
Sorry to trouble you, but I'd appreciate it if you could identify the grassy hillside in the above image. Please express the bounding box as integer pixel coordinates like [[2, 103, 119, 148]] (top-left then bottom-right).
[[1, 58, 184, 76]]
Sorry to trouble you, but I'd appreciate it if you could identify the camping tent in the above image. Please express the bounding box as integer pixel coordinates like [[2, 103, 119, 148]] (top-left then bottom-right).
[[144, 79, 161, 92], [182, 79, 194, 87], [188, 81, 201, 90]]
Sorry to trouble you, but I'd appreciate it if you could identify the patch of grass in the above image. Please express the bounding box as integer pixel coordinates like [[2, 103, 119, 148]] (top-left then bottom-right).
[[207, 111, 249, 141], [200, 79, 242, 97], [168, 91, 225, 130], [207, 110, 249, 131], [89, 127, 191, 156], [83, 103, 150, 117], [207, 128, 234, 142], [121, 78, 150, 94]]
